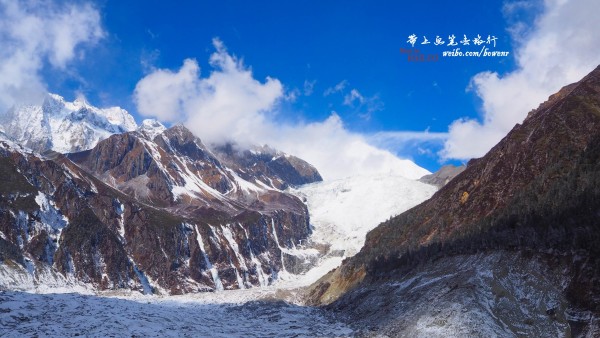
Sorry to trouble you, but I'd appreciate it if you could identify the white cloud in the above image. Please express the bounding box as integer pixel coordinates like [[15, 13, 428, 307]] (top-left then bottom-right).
[[134, 39, 431, 180], [271, 114, 430, 180], [303, 79, 316, 96], [136, 39, 283, 146], [343, 89, 365, 106], [0, 0, 104, 111], [441, 0, 600, 160], [134, 58, 201, 123], [140, 49, 161, 73], [342, 88, 384, 120], [285, 88, 301, 102], [323, 80, 348, 96]]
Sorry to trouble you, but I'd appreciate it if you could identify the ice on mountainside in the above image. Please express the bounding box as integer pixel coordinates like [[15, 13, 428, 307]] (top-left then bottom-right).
[[291, 173, 437, 258], [0, 93, 137, 153]]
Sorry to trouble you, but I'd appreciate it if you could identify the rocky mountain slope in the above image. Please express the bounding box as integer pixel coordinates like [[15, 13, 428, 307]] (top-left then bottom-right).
[[0, 94, 137, 153], [308, 66, 600, 336], [419, 164, 465, 188], [0, 122, 323, 294], [212, 143, 323, 190]]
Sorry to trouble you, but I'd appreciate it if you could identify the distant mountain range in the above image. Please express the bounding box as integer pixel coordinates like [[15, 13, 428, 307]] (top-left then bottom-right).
[[419, 164, 465, 188]]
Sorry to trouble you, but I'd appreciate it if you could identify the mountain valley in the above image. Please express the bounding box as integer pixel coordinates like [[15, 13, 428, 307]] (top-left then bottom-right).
[[1, 66, 599, 337]]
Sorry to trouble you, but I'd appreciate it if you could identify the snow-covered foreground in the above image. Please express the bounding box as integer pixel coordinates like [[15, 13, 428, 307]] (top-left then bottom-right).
[[327, 251, 587, 337], [0, 253, 351, 337], [0, 289, 352, 337]]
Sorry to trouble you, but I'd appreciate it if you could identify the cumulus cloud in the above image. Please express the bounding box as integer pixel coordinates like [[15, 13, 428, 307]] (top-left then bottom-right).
[[441, 0, 600, 160], [135, 39, 283, 145], [0, 0, 104, 112], [271, 114, 430, 180], [134, 39, 430, 180], [133, 58, 202, 123]]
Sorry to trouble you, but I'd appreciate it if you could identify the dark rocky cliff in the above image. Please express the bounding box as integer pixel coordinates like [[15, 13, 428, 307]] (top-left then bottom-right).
[[0, 125, 322, 294]]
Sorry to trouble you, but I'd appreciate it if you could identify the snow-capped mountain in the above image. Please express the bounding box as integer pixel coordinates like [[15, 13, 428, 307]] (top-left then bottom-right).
[[0, 91, 436, 295], [137, 118, 167, 140], [68, 125, 322, 214], [0, 122, 324, 294], [211, 143, 324, 189], [0, 93, 137, 153]]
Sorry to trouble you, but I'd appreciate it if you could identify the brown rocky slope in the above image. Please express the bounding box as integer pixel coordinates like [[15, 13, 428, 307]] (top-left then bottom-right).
[[0, 125, 322, 294], [307, 66, 600, 335]]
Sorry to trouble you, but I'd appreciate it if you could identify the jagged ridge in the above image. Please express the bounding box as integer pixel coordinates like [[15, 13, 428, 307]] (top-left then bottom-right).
[[0, 122, 323, 294], [0, 93, 137, 153]]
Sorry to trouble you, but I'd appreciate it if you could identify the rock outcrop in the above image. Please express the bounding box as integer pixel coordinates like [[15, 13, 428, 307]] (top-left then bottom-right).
[[419, 164, 465, 188]]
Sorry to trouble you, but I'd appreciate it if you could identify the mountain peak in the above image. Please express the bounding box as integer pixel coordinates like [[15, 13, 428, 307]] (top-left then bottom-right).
[[0, 93, 138, 153], [138, 119, 166, 140]]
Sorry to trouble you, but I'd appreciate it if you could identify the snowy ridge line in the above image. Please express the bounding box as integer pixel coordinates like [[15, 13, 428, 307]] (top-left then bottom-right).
[[225, 168, 266, 194], [220, 224, 248, 289], [1, 93, 137, 154], [208, 225, 245, 289]]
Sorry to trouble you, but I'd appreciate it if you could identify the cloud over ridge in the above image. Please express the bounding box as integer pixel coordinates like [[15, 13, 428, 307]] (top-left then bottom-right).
[[134, 39, 430, 180]]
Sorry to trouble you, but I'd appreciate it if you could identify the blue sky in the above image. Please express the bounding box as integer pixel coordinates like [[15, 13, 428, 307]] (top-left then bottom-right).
[[2, 0, 600, 178]]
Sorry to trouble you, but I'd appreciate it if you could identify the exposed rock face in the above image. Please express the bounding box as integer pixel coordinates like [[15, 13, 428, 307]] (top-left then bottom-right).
[[211, 143, 323, 190], [419, 164, 465, 188], [0, 124, 322, 294], [308, 66, 600, 335]]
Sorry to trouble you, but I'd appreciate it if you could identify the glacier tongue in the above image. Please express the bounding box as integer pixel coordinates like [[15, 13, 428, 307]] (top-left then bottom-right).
[[291, 173, 437, 258]]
